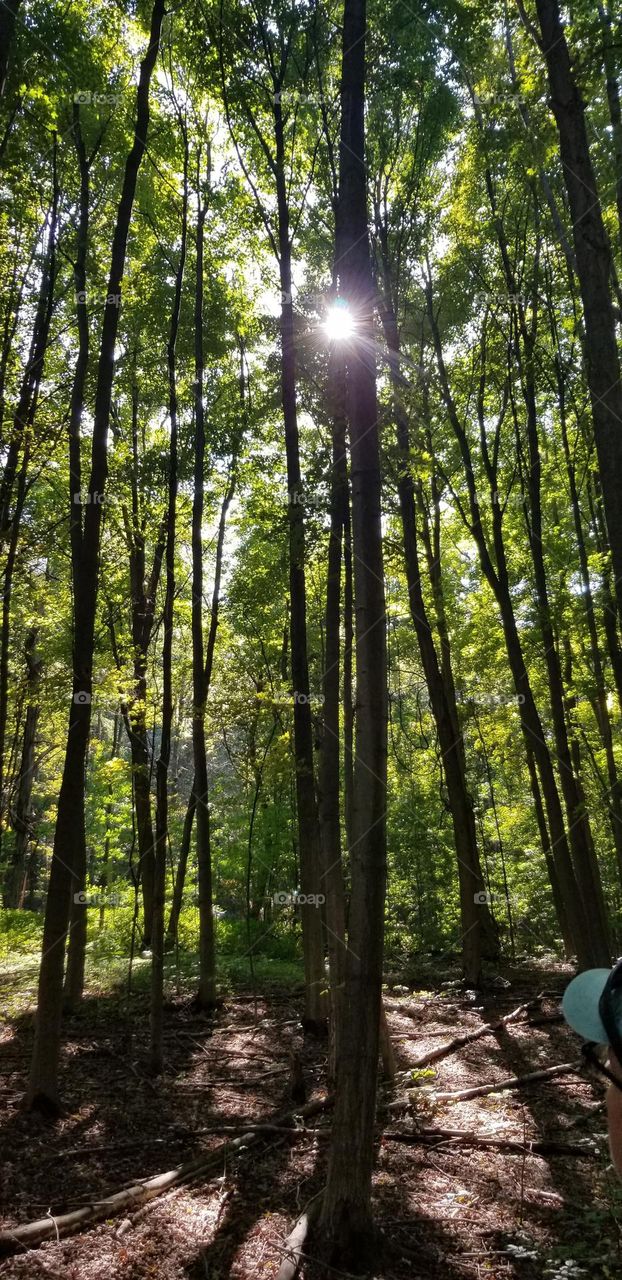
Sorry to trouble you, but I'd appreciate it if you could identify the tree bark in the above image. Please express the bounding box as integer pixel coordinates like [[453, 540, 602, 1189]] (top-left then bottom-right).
[[191, 180, 217, 1011], [534, 0, 622, 619], [0, 0, 21, 97], [319, 0, 388, 1258], [150, 128, 188, 1073], [3, 628, 41, 907], [427, 292, 596, 968], [318, 340, 348, 1075], [273, 102, 327, 1032], [26, 0, 166, 1112], [378, 285, 496, 984]]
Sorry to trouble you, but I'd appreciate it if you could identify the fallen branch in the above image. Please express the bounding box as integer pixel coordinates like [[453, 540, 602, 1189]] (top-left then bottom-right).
[[275, 1190, 323, 1280], [0, 1095, 333, 1256], [407, 998, 539, 1068], [432, 1060, 581, 1102], [383, 1126, 598, 1157]]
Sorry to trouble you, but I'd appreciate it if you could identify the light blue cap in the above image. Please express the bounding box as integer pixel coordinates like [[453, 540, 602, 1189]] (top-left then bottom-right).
[[562, 968, 622, 1044]]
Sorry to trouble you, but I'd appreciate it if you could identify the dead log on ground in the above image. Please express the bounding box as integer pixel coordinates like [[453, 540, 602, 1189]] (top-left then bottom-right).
[[406, 998, 539, 1067], [383, 1126, 598, 1157], [0, 1096, 333, 1255], [432, 1060, 581, 1103], [275, 1191, 323, 1280]]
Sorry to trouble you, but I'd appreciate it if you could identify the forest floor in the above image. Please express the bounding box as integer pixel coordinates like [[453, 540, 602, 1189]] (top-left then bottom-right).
[[0, 955, 619, 1279]]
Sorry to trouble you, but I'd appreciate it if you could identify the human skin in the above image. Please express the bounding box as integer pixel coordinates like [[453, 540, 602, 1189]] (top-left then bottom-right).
[[607, 1052, 622, 1176]]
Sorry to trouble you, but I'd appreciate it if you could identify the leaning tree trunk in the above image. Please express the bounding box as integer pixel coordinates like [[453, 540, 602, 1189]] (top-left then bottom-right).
[[534, 0, 622, 619], [319, 0, 388, 1259], [26, 0, 165, 1113]]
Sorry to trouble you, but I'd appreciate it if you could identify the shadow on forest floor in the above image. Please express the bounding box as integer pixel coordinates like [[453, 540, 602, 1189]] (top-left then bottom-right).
[[0, 958, 619, 1278]]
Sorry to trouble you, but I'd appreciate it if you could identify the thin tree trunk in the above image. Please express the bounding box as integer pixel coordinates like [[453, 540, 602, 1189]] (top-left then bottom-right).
[[597, 0, 622, 255], [3, 629, 41, 907], [319, 0, 388, 1257], [557, 359, 622, 882], [0, 0, 21, 96], [150, 127, 188, 1074], [378, 286, 495, 984], [273, 109, 327, 1031], [318, 340, 348, 1075], [192, 177, 217, 1011], [534, 0, 622, 619], [26, 0, 165, 1112], [165, 781, 197, 950], [0, 169, 58, 862], [427, 292, 596, 967]]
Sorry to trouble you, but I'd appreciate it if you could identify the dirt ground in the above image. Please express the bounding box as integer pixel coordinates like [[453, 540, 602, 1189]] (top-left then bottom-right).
[[0, 960, 618, 1279]]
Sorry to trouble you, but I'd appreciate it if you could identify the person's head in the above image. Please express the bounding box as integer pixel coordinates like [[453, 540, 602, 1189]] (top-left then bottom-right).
[[563, 961, 622, 1081]]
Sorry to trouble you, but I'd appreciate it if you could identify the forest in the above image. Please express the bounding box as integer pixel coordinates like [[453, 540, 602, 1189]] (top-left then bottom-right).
[[1, 0, 622, 1274]]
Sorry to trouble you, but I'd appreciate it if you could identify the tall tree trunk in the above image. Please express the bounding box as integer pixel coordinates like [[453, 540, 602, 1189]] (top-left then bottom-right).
[[427, 294, 598, 968], [586, 473, 622, 714], [164, 394, 238, 958], [557, 358, 622, 881], [150, 128, 188, 1073], [0, 0, 21, 97], [509, 309, 610, 959], [318, 340, 348, 1075], [191, 180, 217, 1011], [597, 0, 622, 255], [26, 0, 165, 1113], [165, 781, 197, 950], [319, 0, 388, 1257], [120, 365, 165, 950], [534, 0, 622, 619], [273, 102, 326, 1032], [377, 285, 496, 984], [63, 112, 116, 1009], [0, 164, 58, 862]]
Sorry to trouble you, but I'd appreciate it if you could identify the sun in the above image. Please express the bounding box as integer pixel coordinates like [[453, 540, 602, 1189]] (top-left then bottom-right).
[[323, 298, 354, 341]]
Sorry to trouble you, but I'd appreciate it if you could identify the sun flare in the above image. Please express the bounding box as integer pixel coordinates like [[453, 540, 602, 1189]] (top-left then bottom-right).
[[323, 299, 354, 341]]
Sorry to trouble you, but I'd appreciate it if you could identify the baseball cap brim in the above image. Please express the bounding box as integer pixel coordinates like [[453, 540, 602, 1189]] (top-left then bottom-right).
[[562, 968, 618, 1043]]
